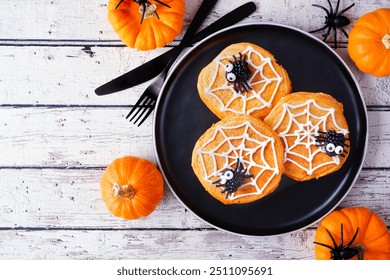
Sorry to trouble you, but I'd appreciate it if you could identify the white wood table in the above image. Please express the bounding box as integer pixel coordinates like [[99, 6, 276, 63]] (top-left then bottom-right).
[[0, 0, 389, 260]]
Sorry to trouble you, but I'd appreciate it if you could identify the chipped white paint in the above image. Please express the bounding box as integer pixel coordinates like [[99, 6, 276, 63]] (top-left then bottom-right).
[[0, 0, 389, 260]]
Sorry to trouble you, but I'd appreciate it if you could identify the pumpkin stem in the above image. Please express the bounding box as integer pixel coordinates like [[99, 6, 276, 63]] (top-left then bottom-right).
[[112, 183, 135, 200], [138, 3, 157, 21], [382, 34, 390, 49]]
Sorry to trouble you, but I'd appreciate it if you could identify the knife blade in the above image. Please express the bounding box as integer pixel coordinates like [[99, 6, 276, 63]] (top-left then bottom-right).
[[95, 1, 257, 96]]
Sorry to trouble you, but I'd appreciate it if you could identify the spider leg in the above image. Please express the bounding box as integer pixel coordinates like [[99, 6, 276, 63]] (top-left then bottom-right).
[[312, 4, 330, 18], [313, 241, 335, 250], [154, 10, 160, 20], [115, 0, 125, 9], [242, 84, 247, 93], [140, 3, 147, 24], [336, 3, 355, 17], [235, 159, 242, 172], [337, 26, 349, 39], [212, 178, 221, 184], [245, 81, 253, 91], [233, 82, 239, 93], [309, 25, 330, 34], [153, 0, 171, 8], [322, 26, 332, 42], [334, 26, 338, 48], [334, 0, 340, 14], [326, 228, 338, 248], [326, 0, 333, 15], [344, 227, 359, 249], [340, 224, 344, 247]]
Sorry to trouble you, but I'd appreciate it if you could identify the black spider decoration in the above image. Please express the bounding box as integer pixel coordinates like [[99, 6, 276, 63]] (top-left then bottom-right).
[[314, 224, 364, 260], [309, 0, 355, 48], [116, 0, 171, 24], [315, 130, 349, 157], [225, 53, 253, 94], [212, 158, 253, 198]]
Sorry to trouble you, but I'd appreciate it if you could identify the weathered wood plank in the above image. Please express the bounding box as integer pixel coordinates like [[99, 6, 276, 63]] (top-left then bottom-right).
[[0, 168, 388, 229], [0, 108, 388, 168], [0, 168, 206, 229], [0, 0, 369, 42], [0, 228, 316, 259], [0, 46, 388, 106], [0, 107, 154, 167]]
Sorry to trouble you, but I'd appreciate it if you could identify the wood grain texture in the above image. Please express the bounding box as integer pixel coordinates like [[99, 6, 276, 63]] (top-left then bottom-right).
[[0, 229, 315, 260], [0, 0, 389, 260], [0, 168, 388, 230], [0, 0, 378, 42], [0, 47, 388, 106], [0, 108, 387, 168]]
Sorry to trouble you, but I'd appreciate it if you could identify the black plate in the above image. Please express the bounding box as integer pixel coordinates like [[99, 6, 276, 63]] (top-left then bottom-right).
[[153, 23, 367, 236]]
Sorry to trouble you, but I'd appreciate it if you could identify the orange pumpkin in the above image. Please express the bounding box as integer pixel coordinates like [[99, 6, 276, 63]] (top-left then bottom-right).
[[348, 8, 390, 77], [314, 207, 390, 260], [101, 156, 164, 219], [107, 0, 185, 50]]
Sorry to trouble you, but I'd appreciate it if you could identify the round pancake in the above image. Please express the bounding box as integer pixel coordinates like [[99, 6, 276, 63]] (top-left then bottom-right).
[[263, 92, 350, 181], [197, 42, 292, 120], [191, 115, 284, 204]]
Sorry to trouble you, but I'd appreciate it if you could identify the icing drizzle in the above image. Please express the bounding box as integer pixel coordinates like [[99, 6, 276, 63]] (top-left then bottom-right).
[[205, 46, 283, 115], [272, 99, 349, 175], [197, 121, 280, 200]]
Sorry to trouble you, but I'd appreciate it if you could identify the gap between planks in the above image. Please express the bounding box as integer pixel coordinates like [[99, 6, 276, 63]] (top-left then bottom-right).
[[0, 104, 386, 111], [0, 39, 347, 48]]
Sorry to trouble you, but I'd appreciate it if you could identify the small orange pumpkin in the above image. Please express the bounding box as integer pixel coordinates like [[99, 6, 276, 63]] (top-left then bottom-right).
[[101, 156, 164, 219], [314, 207, 390, 260], [348, 8, 390, 77], [107, 0, 185, 50]]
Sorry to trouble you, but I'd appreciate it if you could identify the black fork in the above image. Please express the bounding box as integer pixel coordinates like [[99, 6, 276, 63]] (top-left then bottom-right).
[[126, 1, 257, 126], [126, 0, 218, 126]]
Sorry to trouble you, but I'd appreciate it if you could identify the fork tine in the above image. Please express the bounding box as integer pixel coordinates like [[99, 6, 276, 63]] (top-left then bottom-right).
[[136, 99, 157, 126], [126, 93, 149, 120], [133, 96, 156, 125]]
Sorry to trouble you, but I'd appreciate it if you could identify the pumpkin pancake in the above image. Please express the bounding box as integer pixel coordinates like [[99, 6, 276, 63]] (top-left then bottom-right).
[[191, 115, 284, 205], [197, 42, 292, 120], [264, 92, 350, 181]]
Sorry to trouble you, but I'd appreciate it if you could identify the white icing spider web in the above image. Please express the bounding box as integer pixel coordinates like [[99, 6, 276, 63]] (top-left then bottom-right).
[[197, 121, 280, 200], [273, 99, 349, 175], [205, 46, 283, 115]]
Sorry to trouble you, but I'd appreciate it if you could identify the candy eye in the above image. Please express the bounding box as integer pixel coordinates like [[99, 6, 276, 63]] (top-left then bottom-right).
[[225, 64, 233, 72], [326, 143, 336, 153], [226, 73, 236, 82], [335, 146, 344, 155], [224, 170, 234, 180]]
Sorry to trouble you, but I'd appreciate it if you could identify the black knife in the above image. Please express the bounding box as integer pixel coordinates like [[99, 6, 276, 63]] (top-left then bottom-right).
[[95, 1, 257, 96]]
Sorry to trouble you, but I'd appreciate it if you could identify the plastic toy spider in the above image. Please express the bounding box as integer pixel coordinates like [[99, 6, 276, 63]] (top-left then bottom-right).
[[309, 0, 355, 48], [314, 224, 363, 260], [212, 158, 253, 198], [225, 53, 252, 94], [315, 130, 349, 158], [116, 0, 171, 24]]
